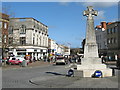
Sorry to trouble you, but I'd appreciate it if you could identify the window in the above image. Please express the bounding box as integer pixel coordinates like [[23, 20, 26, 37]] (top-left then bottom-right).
[[4, 23, 7, 29], [9, 26, 13, 34], [0, 22, 2, 28], [107, 38, 110, 44], [112, 28, 114, 33], [37, 35, 38, 45], [110, 28, 112, 34], [114, 26, 117, 33], [20, 25, 26, 34], [111, 38, 114, 44], [107, 29, 111, 34], [0, 34, 2, 43], [33, 37, 35, 45], [20, 37, 26, 45], [9, 37, 13, 45], [3, 35, 7, 43], [37, 24, 39, 29], [114, 38, 117, 43], [39, 36, 41, 46]]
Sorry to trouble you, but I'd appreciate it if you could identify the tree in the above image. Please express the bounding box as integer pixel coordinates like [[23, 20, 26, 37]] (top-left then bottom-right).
[[2, 5, 15, 18], [1, 5, 15, 65]]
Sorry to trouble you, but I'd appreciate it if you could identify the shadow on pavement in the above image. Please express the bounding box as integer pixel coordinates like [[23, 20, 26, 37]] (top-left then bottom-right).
[[45, 72, 66, 76]]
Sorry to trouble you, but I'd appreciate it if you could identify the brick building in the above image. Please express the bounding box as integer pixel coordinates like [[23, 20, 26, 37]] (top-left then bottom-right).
[[0, 13, 9, 58]]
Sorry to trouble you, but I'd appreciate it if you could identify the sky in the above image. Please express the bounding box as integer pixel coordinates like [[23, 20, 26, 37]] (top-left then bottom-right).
[[2, 2, 118, 48]]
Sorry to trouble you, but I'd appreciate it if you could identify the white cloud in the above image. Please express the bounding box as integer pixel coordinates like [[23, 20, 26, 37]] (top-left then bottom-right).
[[83, 2, 118, 8], [58, 1, 118, 7], [59, 2, 69, 6]]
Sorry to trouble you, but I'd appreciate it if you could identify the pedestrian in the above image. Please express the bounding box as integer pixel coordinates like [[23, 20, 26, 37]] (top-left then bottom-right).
[[6, 57, 10, 65], [78, 56, 81, 63], [116, 55, 120, 69], [48, 57, 50, 62], [101, 56, 105, 63], [68, 56, 72, 63], [43, 56, 47, 62], [29, 56, 32, 63], [33, 57, 36, 62], [50, 57, 53, 63]]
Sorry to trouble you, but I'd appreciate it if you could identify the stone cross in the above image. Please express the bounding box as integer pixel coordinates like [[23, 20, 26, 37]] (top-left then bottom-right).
[[83, 6, 99, 58], [83, 6, 98, 19]]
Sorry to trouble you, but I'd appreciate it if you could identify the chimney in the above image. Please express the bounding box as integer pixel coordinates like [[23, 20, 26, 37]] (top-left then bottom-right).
[[107, 22, 113, 25], [101, 21, 107, 30]]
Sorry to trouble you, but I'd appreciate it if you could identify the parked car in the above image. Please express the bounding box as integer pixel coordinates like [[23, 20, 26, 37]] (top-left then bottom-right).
[[15, 56, 29, 64], [55, 57, 67, 65], [9, 56, 29, 65], [9, 57, 21, 65]]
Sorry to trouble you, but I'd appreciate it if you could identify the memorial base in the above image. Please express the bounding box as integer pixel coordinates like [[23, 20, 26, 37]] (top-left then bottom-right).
[[77, 58, 112, 77]]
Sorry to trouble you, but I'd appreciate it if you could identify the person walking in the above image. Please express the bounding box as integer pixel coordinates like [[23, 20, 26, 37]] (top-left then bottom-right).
[[33, 57, 36, 62]]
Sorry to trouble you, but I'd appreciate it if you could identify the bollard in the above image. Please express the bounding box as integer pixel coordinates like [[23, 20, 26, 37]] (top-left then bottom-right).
[[22, 60, 27, 67], [112, 68, 115, 76]]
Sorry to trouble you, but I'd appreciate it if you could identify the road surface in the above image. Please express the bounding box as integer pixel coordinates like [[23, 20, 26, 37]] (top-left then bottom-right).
[[2, 64, 119, 88]]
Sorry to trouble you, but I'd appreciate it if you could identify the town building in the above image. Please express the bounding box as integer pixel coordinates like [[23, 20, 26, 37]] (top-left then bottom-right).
[[95, 22, 107, 49], [0, 13, 9, 59], [95, 22, 108, 56], [8, 18, 48, 60], [63, 45, 70, 56], [57, 45, 65, 55], [106, 21, 120, 60], [48, 38, 70, 56], [48, 38, 58, 55]]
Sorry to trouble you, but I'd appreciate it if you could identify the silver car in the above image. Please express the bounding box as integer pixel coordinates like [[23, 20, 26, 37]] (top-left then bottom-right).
[[55, 57, 67, 65]]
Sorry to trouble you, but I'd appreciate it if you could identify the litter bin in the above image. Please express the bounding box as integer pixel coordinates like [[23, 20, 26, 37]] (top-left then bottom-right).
[[22, 60, 27, 67]]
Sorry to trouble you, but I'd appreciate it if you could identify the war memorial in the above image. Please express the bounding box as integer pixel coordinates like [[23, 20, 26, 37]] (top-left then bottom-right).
[[77, 6, 112, 77]]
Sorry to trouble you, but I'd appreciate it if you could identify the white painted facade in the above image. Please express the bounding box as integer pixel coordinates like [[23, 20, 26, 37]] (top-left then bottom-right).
[[8, 18, 48, 60], [48, 38, 70, 56]]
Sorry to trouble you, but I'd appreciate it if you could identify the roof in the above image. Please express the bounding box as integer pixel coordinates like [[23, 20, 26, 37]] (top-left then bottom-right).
[[0, 13, 9, 20], [10, 17, 48, 27]]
